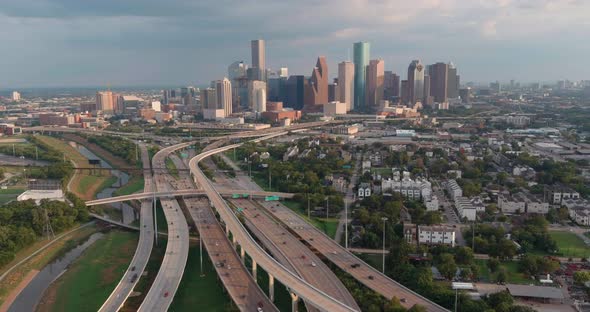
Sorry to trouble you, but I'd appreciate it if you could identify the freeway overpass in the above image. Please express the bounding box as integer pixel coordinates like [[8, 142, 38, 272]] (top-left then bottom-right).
[[85, 189, 294, 206]]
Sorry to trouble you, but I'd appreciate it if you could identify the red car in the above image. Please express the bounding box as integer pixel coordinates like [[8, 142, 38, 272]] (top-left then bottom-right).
[[164, 292, 169, 298]]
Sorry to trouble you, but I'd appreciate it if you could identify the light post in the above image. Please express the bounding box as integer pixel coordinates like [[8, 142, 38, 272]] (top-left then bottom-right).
[[344, 199, 348, 249], [381, 217, 388, 273], [326, 197, 329, 220]]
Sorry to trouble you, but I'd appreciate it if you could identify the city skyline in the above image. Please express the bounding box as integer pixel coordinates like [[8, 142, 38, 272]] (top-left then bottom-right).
[[0, 0, 589, 88]]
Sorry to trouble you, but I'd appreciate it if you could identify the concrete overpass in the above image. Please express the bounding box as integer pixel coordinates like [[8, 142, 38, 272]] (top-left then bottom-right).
[[189, 132, 360, 312], [85, 190, 295, 206]]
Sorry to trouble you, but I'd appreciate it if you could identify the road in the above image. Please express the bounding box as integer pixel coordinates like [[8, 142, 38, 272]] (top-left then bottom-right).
[[85, 189, 294, 206], [189, 133, 361, 312], [138, 143, 191, 312], [209, 159, 359, 311], [99, 144, 155, 312], [172, 153, 278, 312], [334, 152, 361, 247], [212, 148, 447, 311]]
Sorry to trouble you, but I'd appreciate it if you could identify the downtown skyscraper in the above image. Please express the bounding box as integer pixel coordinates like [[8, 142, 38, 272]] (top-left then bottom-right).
[[353, 42, 370, 111], [365, 59, 384, 111], [251, 39, 265, 81], [338, 61, 355, 112], [215, 78, 232, 117], [407, 60, 425, 105], [427, 62, 449, 103], [304, 56, 329, 112]]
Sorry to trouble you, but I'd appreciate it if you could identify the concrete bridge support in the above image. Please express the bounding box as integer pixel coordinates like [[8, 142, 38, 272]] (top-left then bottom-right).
[[290, 292, 299, 312]]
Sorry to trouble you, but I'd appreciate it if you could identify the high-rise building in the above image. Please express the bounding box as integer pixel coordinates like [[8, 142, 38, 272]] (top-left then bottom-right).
[[200, 88, 217, 110], [407, 60, 425, 105], [401, 80, 409, 104], [96, 91, 115, 113], [162, 90, 170, 104], [384, 71, 400, 102], [423, 75, 432, 105], [490, 81, 501, 94], [338, 61, 355, 112], [365, 59, 385, 110], [447, 63, 460, 98], [285, 75, 305, 110], [228, 61, 248, 81], [249, 81, 267, 113], [248, 80, 266, 112], [428, 62, 449, 103], [304, 56, 329, 112], [328, 79, 339, 102], [353, 42, 370, 111], [278, 67, 288, 78], [251, 39, 265, 81], [11, 91, 21, 101], [215, 78, 232, 117]]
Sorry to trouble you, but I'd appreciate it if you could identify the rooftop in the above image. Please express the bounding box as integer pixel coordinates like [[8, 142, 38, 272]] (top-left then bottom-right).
[[506, 284, 564, 300]]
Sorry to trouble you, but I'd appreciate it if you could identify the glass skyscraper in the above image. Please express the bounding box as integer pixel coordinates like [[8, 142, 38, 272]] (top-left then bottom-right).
[[353, 42, 370, 111]]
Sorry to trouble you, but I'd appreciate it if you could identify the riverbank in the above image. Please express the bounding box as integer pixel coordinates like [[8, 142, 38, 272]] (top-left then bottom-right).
[[0, 224, 97, 307], [36, 230, 138, 312]]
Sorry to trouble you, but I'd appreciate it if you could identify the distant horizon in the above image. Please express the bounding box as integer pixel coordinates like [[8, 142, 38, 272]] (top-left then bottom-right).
[[0, 1, 588, 87]]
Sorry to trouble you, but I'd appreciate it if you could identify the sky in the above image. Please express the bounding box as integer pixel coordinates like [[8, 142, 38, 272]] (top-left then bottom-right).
[[0, 0, 588, 88]]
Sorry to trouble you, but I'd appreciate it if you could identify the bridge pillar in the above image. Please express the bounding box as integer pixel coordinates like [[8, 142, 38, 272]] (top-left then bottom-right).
[[269, 274, 275, 302], [225, 223, 229, 236], [290, 292, 299, 312], [240, 246, 245, 264], [232, 234, 237, 245], [252, 260, 257, 282]]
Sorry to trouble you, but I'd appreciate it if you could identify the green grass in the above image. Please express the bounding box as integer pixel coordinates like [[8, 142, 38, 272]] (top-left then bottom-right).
[[113, 176, 144, 196], [550, 231, 590, 258], [45, 230, 138, 312], [169, 241, 232, 311], [282, 200, 339, 239], [0, 188, 24, 204], [155, 200, 168, 232], [474, 259, 531, 284], [165, 158, 179, 178]]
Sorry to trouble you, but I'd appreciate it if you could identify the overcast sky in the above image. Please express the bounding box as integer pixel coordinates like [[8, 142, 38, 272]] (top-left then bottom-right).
[[0, 0, 588, 88]]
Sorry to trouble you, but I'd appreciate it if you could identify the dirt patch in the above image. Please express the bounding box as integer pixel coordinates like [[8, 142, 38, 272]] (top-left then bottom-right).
[[0, 270, 39, 312]]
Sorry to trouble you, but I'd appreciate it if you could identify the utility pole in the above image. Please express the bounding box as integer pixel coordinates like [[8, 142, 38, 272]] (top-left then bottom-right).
[[345, 200, 348, 249], [307, 194, 311, 219], [382, 217, 388, 273]]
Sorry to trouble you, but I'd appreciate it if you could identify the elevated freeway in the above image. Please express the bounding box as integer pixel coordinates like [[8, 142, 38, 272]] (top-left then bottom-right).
[[85, 189, 294, 206], [98, 144, 155, 312]]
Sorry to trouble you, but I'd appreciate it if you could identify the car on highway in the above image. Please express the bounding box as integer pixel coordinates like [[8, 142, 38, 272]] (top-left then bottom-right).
[[311, 262, 317, 267], [351, 263, 360, 268]]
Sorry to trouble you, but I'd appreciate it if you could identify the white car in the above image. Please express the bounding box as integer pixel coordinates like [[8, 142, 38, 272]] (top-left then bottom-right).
[[311, 262, 317, 267]]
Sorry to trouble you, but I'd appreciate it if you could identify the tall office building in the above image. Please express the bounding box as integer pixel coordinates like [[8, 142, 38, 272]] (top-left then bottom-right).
[[249, 81, 267, 113], [215, 78, 232, 117], [285, 75, 305, 110], [447, 63, 460, 98], [423, 75, 432, 105], [365, 59, 385, 110], [278, 67, 288, 78], [401, 80, 409, 104], [427, 62, 449, 103], [304, 56, 328, 112], [228, 61, 248, 81], [338, 61, 355, 112], [407, 60, 425, 105], [251, 39, 265, 81], [328, 79, 339, 102], [384, 71, 400, 101], [353, 42, 370, 111], [96, 91, 115, 113], [200, 88, 217, 110], [162, 90, 170, 104], [11, 91, 21, 101]]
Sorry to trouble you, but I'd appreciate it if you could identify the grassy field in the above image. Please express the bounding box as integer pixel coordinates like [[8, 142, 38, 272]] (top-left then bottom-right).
[[0, 224, 96, 307], [282, 200, 339, 239], [113, 176, 144, 196], [169, 241, 232, 312], [551, 231, 590, 258], [474, 259, 531, 284], [37, 230, 138, 312], [36, 136, 86, 166], [0, 188, 25, 205]]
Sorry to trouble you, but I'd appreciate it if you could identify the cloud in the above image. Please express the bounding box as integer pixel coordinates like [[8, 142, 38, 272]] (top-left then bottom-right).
[[0, 0, 588, 87]]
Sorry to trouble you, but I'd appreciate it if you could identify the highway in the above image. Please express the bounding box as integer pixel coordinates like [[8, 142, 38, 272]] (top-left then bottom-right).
[[171, 154, 278, 312], [85, 189, 294, 206], [138, 143, 191, 312], [99, 144, 155, 312], [213, 146, 448, 311], [207, 158, 358, 311], [189, 133, 360, 312]]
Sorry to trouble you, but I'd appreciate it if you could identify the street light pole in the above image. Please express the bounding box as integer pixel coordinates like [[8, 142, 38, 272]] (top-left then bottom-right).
[[345, 200, 348, 249], [382, 217, 388, 273], [326, 197, 329, 220]]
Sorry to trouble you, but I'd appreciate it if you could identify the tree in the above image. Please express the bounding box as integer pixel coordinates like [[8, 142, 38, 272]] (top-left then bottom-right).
[[408, 305, 427, 312], [455, 247, 474, 265], [438, 253, 458, 280], [488, 258, 500, 273], [486, 291, 514, 312], [574, 271, 590, 284], [496, 268, 507, 284], [460, 267, 473, 281]]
